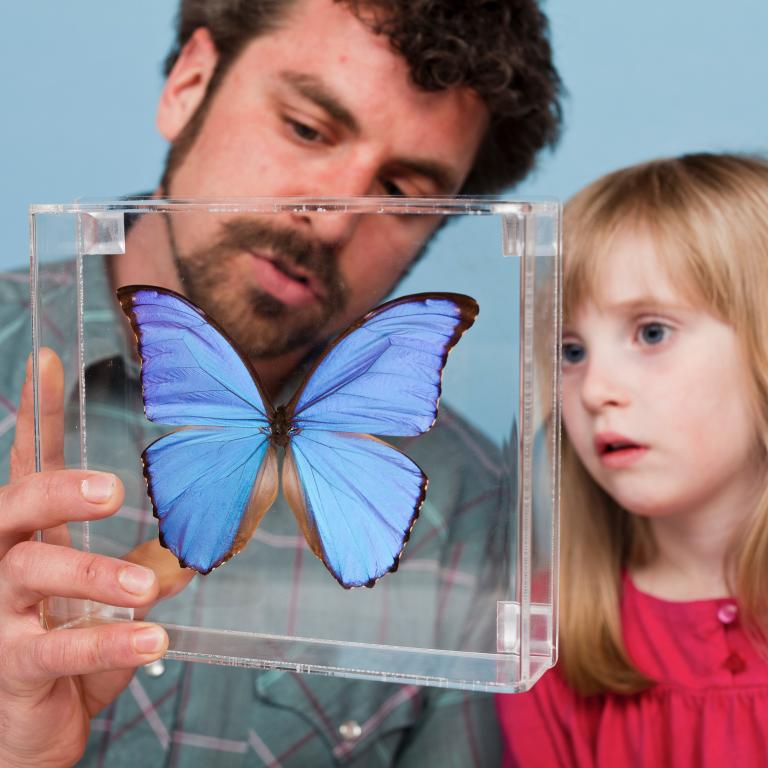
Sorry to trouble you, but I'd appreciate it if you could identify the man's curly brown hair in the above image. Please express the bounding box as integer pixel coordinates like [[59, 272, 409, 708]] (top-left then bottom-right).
[[163, 0, 562, 194]]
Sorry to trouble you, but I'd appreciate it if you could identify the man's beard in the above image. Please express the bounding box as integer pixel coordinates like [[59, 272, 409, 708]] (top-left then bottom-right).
[[169, 217, 349, 359]]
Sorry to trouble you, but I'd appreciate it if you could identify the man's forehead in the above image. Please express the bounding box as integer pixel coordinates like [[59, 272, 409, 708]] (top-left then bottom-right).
[[232, 0, 487, 114], [218, 0, 488, 190]]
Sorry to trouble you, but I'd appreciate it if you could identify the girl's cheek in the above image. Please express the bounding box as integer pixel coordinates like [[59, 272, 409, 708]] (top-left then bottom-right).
[[561, 387, 594, 462], [561, 399, 580, 445], [560, 379, 580, 425]]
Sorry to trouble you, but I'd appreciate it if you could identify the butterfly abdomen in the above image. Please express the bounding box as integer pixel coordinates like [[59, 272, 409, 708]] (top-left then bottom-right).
[[271, 404, 299, 448]]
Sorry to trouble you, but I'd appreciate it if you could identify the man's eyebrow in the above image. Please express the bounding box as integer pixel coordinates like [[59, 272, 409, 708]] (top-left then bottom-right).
[[279, 71, 359, 133], [278, 70, 460, 193]]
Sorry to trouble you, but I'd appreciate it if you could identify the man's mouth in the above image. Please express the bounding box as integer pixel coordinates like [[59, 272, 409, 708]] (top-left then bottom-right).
[[249, 251, 326, 308], [594, 433, 647, 468]]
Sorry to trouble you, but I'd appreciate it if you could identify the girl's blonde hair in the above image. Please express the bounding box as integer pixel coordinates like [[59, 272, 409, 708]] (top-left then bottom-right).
[[560, 153, 768, 695]]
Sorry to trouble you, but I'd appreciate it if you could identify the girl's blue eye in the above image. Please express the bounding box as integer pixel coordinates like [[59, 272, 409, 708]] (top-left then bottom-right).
[[562, 342, 585, 365], [639, 322, 667, 345]]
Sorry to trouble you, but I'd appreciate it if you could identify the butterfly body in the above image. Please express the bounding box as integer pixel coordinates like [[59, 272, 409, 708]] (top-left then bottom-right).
[[118, 285, 477, 588], [268, 404, 298, 448]]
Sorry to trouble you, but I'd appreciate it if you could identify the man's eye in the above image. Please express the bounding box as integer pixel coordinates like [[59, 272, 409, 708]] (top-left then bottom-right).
[[289, 120, 322, 143], [381, 179, 405, 197], [638, 322, 668, 345], [562, 342, 585, 365]]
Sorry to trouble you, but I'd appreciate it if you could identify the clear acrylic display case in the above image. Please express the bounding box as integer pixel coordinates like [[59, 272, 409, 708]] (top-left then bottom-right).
[[30, 197, 560, 692]]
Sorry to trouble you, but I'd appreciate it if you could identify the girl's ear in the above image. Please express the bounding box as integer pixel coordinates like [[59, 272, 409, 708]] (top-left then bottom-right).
[[156, 27, 219, 142]]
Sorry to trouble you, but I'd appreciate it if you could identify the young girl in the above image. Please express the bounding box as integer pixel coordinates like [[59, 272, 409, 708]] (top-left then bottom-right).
[[497, 153, 768, 766]]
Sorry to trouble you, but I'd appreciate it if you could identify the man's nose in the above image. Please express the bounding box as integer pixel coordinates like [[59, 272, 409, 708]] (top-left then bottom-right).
[[287, 152, 381, 243], [578, 353, 629, 413], [288, 204, 362, 247]]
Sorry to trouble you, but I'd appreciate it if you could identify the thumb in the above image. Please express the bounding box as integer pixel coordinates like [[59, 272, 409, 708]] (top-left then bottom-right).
[[123, 539, 195, 616], [10, 348, 65, 480]]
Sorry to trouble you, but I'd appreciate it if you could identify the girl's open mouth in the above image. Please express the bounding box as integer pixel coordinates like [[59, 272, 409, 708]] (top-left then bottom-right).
[[595, 433, 648, 468]]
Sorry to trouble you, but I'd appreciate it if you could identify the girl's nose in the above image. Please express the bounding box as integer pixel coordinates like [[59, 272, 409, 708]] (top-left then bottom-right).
[[579, 355, 630, 413]]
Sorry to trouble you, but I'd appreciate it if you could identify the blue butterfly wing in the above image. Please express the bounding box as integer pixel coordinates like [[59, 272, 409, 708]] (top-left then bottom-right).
[[118, 285, 277, 572], [145, 428, 278, 573], [289, 293, 478, 436], [281, 293, 477, 587], [283, 431, 426, 588], [117, 285, 271, 427]]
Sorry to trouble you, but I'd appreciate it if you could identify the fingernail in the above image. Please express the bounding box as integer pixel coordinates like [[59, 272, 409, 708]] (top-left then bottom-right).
[[118, 565, 156, 595], [81, 473, 116, 503], [132, 626, 167, 655]]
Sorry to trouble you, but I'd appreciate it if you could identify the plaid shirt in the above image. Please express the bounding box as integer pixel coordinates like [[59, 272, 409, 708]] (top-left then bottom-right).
[[0, 261, 505, 767]]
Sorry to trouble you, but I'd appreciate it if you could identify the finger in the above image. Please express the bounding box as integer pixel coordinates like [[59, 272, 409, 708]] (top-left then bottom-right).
[[123, 539, 195, 608], [0, 470, 123, 554], [39, 521, 74, 548], [9, 348, 65, 480], [0, 541, 159, 613], [9, 621, 168, 690]]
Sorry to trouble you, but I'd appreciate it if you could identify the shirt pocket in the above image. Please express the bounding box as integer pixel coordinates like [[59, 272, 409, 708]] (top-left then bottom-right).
[[253, 670, 421, 766]]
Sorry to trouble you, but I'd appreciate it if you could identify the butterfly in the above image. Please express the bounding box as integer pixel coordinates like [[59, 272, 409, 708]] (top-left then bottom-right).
[[117, 285, 478, 588]]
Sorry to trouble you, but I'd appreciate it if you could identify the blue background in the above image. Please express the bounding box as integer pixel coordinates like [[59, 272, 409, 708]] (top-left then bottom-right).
[[2, 0, 767, 269]]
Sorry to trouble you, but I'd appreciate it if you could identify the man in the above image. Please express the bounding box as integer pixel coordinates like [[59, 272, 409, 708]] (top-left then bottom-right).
[[0, 0, 560, 764]]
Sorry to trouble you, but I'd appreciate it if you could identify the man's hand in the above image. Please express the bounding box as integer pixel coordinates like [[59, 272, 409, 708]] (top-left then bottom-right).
[[0, 349, 169, 767]]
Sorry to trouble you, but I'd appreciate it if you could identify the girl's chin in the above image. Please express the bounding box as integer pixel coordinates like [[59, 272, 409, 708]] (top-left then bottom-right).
[[595, 484, 676, 518], [615, 501, 684, 520]]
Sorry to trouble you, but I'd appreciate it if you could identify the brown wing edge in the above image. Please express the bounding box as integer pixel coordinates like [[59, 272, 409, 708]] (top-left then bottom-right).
[[282, 436, 429, 589]]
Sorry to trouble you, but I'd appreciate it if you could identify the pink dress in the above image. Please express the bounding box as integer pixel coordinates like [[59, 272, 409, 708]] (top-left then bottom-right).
[[496, 574, 768, 767]]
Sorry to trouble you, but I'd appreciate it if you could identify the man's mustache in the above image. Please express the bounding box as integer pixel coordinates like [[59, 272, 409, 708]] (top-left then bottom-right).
[[215, 218, 341, 296]]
